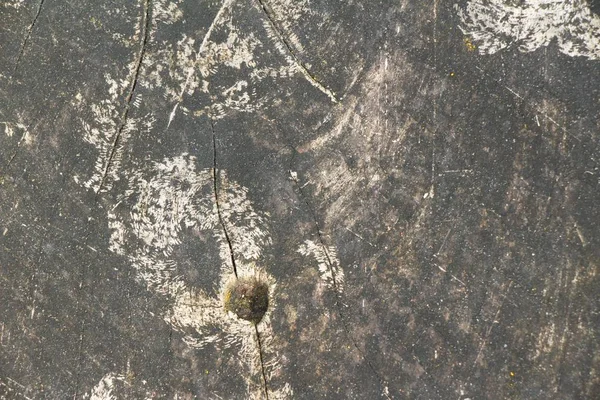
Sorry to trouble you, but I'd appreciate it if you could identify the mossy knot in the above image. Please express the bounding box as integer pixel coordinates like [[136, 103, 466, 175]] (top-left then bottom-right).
[[223, 277, 269, 324]]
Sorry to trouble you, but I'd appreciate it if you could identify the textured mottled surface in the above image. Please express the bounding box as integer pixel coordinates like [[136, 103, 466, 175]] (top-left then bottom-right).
[[1, 0, 599, 399]]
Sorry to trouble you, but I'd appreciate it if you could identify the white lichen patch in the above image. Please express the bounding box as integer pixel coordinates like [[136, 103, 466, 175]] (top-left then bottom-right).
[[265, 0, 315, 53], [168, 264, 291, 400], [298, 240, 345, 293], [1, 115, 34, 150], [153, 0, 183, 25], [140, 0, 328, 126], [2, 120, 27, 139], [81, 75, 155, 193], [141, 34, 199, 99], [216, 170, 272, 263], [457, 0, 600, 59], [215, 80, 257, 115], [106, 154, 290, 399], [2, 0, 25, 9], [108, 154, 216, 294], [140, 0, 277, 123], [199, 28, 263, 77], [108, 154, 270, 293], [86, 373, 125, 400]]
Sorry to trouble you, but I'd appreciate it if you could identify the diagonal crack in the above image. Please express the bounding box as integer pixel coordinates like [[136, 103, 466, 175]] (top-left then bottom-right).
[[96, 0, 151, 195], [289, 172, 342, 291], [253, 0, 339, 103], [166, 0, 235, 130], [259, 107, 391, 392], [288, 159, 391, 398], [14, 0, 45, 73]]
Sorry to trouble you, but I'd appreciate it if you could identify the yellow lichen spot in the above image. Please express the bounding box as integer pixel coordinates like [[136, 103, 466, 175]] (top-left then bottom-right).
[[464, 37, 477, 52], [126, 370, 135, 385], [90, 16, 102, 29]]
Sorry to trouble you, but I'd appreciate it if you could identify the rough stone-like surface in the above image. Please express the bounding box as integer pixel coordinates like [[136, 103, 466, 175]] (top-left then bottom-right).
[[1, 0, 599, 399]]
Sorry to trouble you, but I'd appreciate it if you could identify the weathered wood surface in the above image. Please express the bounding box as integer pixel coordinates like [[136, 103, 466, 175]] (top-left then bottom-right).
[[1, 0, 599, 398]]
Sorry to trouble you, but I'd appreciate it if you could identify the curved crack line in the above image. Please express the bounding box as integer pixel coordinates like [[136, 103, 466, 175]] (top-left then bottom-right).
[[96, 0, 151, 195], [253, 0, 339, 103], [259, 107, 395, 395], [210, 118, 270, 399], [288, 161, 391, 398], [14, 0, 45, 73]]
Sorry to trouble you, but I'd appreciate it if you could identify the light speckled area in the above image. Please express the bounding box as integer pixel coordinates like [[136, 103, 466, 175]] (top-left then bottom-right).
[[0, 0, 598, 399]]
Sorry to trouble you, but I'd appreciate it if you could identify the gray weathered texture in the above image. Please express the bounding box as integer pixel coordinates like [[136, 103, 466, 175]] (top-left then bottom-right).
[[1, 0, 599, 399]]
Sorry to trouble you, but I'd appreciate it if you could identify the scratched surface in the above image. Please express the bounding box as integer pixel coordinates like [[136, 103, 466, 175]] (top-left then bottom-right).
[[1, 0, 599, 399]]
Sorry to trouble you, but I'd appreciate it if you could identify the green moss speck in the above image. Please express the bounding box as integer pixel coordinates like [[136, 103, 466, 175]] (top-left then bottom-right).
[[223, 277, 269, 324]]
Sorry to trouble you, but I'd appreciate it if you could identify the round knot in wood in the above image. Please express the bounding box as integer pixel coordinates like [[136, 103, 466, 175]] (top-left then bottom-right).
[[223, 277, 269, 324]]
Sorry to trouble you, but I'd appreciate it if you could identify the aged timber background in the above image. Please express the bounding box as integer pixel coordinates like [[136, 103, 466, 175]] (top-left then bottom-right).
[[1, 0, 599, 399]]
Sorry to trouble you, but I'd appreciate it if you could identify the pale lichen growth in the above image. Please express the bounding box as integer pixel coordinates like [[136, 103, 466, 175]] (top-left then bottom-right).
[[298, 239, 345, 293], [153, 0, 183, 25], [80, 75, 155, 193], [87, 373, 125, 400], [102, 154, 288, 398], [457, 0, 600, 59]]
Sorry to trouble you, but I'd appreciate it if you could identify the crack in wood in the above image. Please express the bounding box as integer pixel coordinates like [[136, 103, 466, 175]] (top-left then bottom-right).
[[262, 105, 396, 396], [14, 0, 45, 73], [210, 118, 239, 278], [210, 119, 271, 399], [254, 325, 270, 400], [254, 0, 339, 103], [288, 165, 390, 398], [96, 0, 151, 195], [166, 0, 235, 130]]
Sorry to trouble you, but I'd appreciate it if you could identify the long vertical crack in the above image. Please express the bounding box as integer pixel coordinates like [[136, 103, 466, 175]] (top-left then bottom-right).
[[210, 119, 239, 278], [254, 325, 270, 400], [289, 165, 391, 398], [210, 119, 271, 398], [253, 0, 339, 103], [14, 0, 45, 73], [73, 1, 149, 395], [96, 0, 151, 195]]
